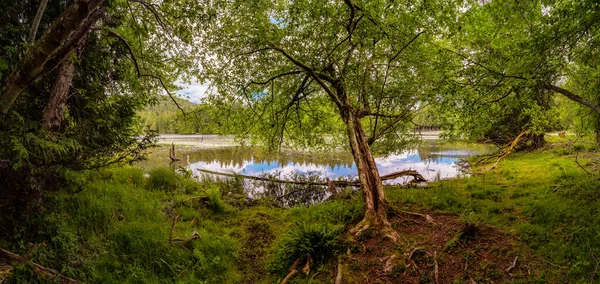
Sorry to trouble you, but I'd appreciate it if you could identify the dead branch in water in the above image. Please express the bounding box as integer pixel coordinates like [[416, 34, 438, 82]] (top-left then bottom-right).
[[169, 143, 180, 162], [196, 168, 427, 188], [0, 248, 79, 283]]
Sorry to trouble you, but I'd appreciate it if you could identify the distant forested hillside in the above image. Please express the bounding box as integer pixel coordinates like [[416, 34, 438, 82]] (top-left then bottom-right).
[[139, 97, 222, 134]]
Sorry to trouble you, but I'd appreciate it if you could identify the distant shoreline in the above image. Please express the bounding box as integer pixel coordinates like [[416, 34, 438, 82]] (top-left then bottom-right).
[[155, 131, 443, 147]]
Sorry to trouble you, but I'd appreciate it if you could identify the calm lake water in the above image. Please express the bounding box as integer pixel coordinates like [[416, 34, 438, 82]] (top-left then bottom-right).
[[140, 141, 495, 184]]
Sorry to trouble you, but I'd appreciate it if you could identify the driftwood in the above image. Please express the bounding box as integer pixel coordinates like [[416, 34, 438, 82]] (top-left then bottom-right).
[[169, 143, 181, 162], [196, 168, 427, 188], [0, 248, 79, 283]]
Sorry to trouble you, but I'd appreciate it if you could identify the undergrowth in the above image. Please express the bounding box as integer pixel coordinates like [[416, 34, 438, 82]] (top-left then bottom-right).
[[386, 141, 600, 282], [2, 141, 600, 283]]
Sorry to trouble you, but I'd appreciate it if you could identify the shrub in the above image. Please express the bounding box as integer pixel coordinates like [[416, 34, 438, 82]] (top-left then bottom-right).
[[268, 222, 344, 274], [206, 186, 232, 213]]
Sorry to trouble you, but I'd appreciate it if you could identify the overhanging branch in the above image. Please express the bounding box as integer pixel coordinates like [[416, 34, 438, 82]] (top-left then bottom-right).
[[108, 30, 186, 116]]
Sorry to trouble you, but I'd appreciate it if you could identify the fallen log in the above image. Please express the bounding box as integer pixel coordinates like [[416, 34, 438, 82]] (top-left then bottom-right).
[[196, 168, 427, 188], [0, 248, 79, 283]]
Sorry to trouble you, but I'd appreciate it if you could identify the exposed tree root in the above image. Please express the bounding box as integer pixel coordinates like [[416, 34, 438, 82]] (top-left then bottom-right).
[[350, 217, 402, 244], [335, 256, 343, 284], [401, 211, 437, 224], [434, 251, 439, 284]]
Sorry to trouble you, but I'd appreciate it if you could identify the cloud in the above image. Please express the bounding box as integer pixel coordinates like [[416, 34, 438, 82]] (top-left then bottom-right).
[[175, 80, 210, 103]]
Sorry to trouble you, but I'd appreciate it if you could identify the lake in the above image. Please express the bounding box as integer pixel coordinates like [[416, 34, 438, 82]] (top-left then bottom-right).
[[139, 135, 494, 185]]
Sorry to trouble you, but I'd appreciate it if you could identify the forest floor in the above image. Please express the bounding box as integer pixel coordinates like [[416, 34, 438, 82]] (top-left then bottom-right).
[[1, 136, 599, 283]]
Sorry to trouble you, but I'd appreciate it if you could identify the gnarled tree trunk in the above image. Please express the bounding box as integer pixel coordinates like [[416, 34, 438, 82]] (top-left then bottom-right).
[[337, 97, 399, 242]]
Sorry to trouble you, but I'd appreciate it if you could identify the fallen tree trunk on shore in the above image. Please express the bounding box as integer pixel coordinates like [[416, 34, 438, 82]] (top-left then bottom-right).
[[0, 248, 79, 283], [196, 168, 426, 187]]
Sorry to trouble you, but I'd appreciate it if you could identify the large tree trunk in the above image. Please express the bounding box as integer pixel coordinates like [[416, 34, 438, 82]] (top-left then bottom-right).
[[340, 108, 400, 242], [42, 36, 88, 131], [42, 58, 76, 131], [0, 0, 105, 115]]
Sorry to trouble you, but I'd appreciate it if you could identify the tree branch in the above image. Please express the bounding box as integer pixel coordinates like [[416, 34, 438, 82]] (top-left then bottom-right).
[[248, 71, 302, 86], [108, 30, 186, 116], [442, 47, 528, 80], [544, 84, 600, 115], [389, 30, 426, 64], [29, 0, 48, 45], [367, 106, 413, 145], [129, 0, 172, 31], [268, 45, 343, 109]]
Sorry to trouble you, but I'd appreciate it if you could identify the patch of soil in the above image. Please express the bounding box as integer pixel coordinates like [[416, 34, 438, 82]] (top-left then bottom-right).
[[335, 206, 540, 283]]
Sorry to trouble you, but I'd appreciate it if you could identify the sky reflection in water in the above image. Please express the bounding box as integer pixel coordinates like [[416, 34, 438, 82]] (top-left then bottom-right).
[[187, 144, 493, 184]]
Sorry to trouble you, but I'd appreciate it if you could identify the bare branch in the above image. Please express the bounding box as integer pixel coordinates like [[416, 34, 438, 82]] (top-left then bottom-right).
[[29, 0, 48, 45], [389, 30, 426, 64]]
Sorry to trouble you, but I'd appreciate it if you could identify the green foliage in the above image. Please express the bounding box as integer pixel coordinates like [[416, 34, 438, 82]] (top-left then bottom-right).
[[146, 167, 201, 193], [194, 0, 457, 152], [138, 97, 225, 134], [386, 145, 600, 282], [1, 167, 240, 283], [206, 185, 232, 214], [268, 222, 344, 275]]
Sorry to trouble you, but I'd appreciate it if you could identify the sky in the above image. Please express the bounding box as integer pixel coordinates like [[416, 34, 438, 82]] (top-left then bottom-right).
[[175, 80, 210, 104]]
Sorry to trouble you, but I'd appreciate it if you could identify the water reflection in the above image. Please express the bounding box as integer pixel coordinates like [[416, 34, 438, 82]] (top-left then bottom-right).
[[140, 142, 494, 184]]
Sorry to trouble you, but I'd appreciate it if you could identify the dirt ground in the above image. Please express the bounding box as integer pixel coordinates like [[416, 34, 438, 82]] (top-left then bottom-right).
[[331, 206, 541, 283]]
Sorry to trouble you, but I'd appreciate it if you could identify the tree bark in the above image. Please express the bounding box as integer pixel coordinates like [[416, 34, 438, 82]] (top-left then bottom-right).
[[0, 0, 105, 115], [343, 111, 388, 227], [42, 58, 75, 131], [42, 35, 88, 131]]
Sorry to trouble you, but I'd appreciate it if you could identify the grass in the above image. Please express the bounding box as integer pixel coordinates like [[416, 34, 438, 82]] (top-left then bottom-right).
[[2, 140, 600, 283], [386, 140, 600, 282]]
